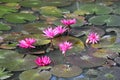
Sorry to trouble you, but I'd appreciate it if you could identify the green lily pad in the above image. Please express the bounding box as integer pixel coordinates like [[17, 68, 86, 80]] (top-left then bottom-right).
[[20, 0, 73, 8], [39, 6, 62, 17], [47, 50, 66, 65], [67, 54, 106, 68], [92, 49, 115, 58], [23, 22, 48, 34], [19, 0, 43, 8], [0, 51, 37, 71], [114, 7, 120, 15], [19, 68, 51, 80], [0, 0, 20, 3], [97, 67, 120, 80], [3, 13, 36, 23], [0, 42, 17, 50], [0, 23, 11, 31], [89, 15, 120, 26], [53, 36, 85, 55], [79, 4, 112, 15], [51, 64, 82, 78], [0, 5, 17, 18], [0, 67, 13, 80], [106, 28, 120, 43]]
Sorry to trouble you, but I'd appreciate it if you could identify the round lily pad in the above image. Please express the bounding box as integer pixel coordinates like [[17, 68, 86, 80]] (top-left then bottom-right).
[[0, 67, 13, 80], [23, 22, 48, 34], [79, 4, 112, 15], [51, 64, 82, 78], [89, 15, 120, 26], [19, 69, 51, 80], [92, 49, 115, 58], [3, 13, 36, 23], [0, 42, 17, 50], [0, 23, 11, 31], [39, 6, 62, 17], [97, 67, 120, 80], [0, 0, 20, 3], [53, 36, 85, 55], [0, 51, 37, 71], [66, 54, 106, 68], [20, 0, 43, 8], [0, 5, 17, 18], [114, 7, 120, 15]]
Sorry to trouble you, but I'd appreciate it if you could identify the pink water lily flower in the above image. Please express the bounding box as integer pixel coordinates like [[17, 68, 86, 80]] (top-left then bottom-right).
[[54, 25, 67, 34], [86, 32, 100, 44], [59, 41, 72, 56], [61, 18, 76, 26], [35, 56, 51, 66], [18, 38, 36, 48], [43, 27, 58, 39]]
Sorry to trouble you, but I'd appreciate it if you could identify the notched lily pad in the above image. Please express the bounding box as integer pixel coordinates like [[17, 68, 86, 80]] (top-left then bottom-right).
[[3, 13, 37, 23], [0, 5, 17, 18], [53, 36, 85, 55], [0, 67, 13, 80], [51, 64, 82, 78], [89, 15, 120, 26], [97, 67, 120, 80], [67, 54, 106, 68], [0, 42, 17, 50], [0, 0, 20, 3], [79, 4, 112, 15], [23, 22, 48, 34], [39, 6, 62, 17], [0, 51, 37, 71], [106, 28, 120, 43], [19, 68, 51, 80], [92, 49, 115, 58], [0, 23, 11, 31]]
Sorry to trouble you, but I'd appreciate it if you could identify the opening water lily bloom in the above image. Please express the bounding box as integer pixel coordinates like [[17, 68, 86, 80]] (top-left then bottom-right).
[[59, 41, 72, 56], [61, 18, 76, 26], [54, 25, 67, 35], [35, 56, 51, 66], [86, 32, 100, 44], [18, 38, 36, 48], [43, 27, 58, 39]]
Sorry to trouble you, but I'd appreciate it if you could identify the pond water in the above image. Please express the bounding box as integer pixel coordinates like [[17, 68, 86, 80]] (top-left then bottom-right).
[[0, 0, 120, 80]]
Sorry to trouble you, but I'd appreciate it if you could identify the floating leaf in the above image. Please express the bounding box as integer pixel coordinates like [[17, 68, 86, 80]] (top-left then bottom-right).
[[114, 7, 120, 15], [0, 23, 11, 31], [0, 5, 17, 18], [0, 67, 13, 80], [0, 51, 37, 71], [23, 22, 49, 34], [19, 68, 51, 80], [97, 67, 120, 80], [3, 13, 36, 23], [92, 49, 115, 58], [53, 36, 85, 55], [0, 42, 17, 50], [67, 54, 106, 68], [51, 64, 82, 78], [106, 28, 120, 43], [39, 6, 62, 17], [79, 4, 112, 15], [19, 0, 43, 8], [89, 15, 120, 26], [0, 0, 20, 3]]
